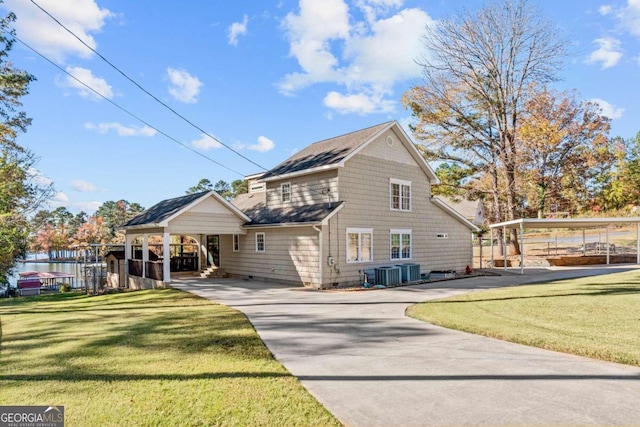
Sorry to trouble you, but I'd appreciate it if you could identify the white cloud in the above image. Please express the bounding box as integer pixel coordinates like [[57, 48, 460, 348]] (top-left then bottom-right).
[[3, 0, 114, 63], [599, 5, 613, 15], [586, 37, 623, 68], [54, 192, 69, 203], [228, 14, 249, 46], [279, 0, 434, 115], [27, 168, 53, 186], [590, 98, 625, 119], [617, 0, 640, 37], [59, 66, 113, 100], [70, 180, 107, 192], [248, 136, 275, 152], [192, 134, 222, 150], [84, 122, 156, 137], [323, 91, 394, 115], [166, 68, 203, 103], [280, 0, 351, 93]]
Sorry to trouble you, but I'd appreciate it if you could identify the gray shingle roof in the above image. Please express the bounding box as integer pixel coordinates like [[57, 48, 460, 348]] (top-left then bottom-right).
[[121, 191, 208, 227], [243, 201, 344, 226], [260, 121, 393, 179]]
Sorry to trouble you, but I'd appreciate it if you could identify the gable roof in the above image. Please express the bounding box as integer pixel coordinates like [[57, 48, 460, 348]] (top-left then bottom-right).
[[435, 196, 486, 226], [243, 201, 344, 227], [431, 198, 480, 231], [259, 121, 439, 184], [120, 191, 250, 229]]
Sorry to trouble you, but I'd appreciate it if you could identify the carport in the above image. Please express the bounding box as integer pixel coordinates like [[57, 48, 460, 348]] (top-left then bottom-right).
[[489, 217, 640, 274]]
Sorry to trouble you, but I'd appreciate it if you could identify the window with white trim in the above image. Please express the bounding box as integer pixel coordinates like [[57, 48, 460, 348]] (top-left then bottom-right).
[[233, 234, 240, 252], [390, 178, 411, 211], [255, 232, 265, 252], [346, 228, 373, 263], [390, 229, 412, 260], [281, 182, 291, 203]]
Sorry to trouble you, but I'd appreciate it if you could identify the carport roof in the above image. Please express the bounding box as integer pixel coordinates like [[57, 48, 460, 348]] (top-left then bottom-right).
[[490, 217, 640, 230]]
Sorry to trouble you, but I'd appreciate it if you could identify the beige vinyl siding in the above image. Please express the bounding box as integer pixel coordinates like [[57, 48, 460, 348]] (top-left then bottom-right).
[[326, 129, 472, 286], [168, 212, 245, 235], [222, 227, 320, 286], [265, 170, 339, 209]]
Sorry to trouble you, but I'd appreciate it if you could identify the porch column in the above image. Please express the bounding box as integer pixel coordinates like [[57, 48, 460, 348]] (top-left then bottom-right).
[[125, 233, 133, 288], [142, 234, 149, 278], [163, 231, 171, 283]]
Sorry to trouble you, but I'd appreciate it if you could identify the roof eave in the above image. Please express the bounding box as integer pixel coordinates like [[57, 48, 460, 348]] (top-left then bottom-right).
[[242, 221, 321, 228], [259, 164, 341, 183]]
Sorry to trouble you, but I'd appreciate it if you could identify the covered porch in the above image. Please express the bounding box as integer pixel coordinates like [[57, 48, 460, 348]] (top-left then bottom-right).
[[119, 191, 250, 289]]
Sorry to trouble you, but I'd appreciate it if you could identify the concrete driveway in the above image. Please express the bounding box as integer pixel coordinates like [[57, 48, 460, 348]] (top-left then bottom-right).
[[172, 266, 640, 426]]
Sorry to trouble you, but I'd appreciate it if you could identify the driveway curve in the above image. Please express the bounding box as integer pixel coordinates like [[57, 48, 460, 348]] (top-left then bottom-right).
[[173, 267, 640, 427]]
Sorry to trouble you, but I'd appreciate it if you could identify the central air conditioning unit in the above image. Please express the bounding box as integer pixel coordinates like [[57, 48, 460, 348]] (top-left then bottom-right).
[[396, 263, 421, 282], [375, 266, 401, 286]]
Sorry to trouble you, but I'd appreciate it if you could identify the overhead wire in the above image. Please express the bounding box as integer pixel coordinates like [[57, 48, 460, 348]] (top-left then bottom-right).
[[12, 33, 245, 178], [29, 0, 269, 174], [26, 0, 335, 199]]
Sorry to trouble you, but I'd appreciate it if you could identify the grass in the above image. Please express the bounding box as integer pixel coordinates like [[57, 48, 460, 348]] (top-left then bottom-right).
[[0, 289, 340, 427], [407, 270, 640, 366]]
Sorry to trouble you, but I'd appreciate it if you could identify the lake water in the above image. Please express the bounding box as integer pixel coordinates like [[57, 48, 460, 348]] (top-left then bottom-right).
[[7, 261, 102, 289]]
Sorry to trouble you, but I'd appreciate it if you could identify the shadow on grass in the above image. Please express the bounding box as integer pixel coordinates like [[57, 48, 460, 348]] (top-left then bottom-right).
[[0, 371, 291, 382], [0, 289, 276, 374], [425, 284, 640, 304]]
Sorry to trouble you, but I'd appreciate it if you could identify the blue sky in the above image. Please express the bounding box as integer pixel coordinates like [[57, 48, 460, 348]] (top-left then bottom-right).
[[2, 0, 639, 214]]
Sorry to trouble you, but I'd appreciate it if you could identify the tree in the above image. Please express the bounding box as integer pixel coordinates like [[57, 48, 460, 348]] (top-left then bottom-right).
[[432, 163, 474, 199], [186, 178, 213, 194], [0, 8, 52, 284], [231, 179, 248, 196], [403, 0, 566, 254], [598, 132, 640, 211], [518, 88, 613, 217], [95, 200, 144, 242], [213, 180, 232, 200]]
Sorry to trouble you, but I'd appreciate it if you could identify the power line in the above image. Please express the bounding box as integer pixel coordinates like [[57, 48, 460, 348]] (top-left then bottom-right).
[[25, 0, 335, 199], [12, 34, 245, 178], [29, 0, 269, 173]]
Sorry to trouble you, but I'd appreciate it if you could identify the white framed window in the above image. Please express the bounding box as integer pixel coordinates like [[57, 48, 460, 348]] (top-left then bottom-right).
[[233, 234, 240, 252], [281, 182, 291, 203], [390, 178, 411, 211], [255, 232, 265, 252], [390, 229, 412, 260], [346, 228, 373, 263]]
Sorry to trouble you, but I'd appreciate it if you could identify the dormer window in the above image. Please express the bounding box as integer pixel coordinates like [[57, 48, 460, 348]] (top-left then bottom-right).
[[281, 182, 291, 203], [390, 178, 411, 211]]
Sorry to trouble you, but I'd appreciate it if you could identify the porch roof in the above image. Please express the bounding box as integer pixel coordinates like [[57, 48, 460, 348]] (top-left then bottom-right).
[[120, 191, 250, 230]]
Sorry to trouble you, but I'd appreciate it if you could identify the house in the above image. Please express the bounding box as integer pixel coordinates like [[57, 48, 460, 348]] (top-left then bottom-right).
[[435, 196, 487, 227], [119, 121, 478, 289]]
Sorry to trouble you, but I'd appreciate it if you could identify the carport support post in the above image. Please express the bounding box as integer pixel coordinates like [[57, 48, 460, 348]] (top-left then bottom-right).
[[606, 228, 610, 265], [582, 229, 586, 256], [520, 222, 524, 275], [490, 228, 494, 267], [502, 225, 507, 271], [637, 223, 640, 264], [163, 232, 171, 283]]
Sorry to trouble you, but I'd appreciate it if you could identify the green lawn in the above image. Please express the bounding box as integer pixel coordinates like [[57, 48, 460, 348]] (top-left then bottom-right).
[[407, 270, 640, 366], [0, 289, 340, 427]]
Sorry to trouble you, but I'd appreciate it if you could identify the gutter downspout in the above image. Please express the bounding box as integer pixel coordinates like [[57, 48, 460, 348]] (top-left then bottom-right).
[[313, 224, 323, 289]]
